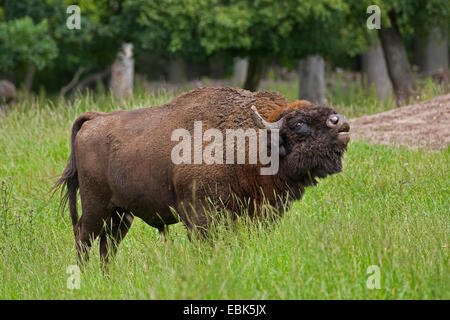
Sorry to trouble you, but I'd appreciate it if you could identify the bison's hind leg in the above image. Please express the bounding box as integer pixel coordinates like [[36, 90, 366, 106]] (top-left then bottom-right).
[[99, 209, 133, 265], [74, 191, 116, 267]]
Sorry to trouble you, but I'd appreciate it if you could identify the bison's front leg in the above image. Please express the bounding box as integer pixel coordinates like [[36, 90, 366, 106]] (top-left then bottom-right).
[[173, 172, 231, 240], [177, 200, 213, 240]]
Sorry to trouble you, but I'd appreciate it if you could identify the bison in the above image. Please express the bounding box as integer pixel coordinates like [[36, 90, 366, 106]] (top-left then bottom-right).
[[56, 87, 350, 264]]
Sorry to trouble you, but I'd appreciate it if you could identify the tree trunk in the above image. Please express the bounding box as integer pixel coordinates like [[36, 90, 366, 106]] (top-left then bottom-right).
[[210, 60, 224, 79], [243, 56, 264, 91], [362, 42, 393, 101], [298, 55, 327, 105], [378, 10, 415, 106], [110, 43, 134, 101], [232, 57, 248, 85], [23, 65, 36, 91], [168, 59, 187, 83], [414, 26, 448, 76]]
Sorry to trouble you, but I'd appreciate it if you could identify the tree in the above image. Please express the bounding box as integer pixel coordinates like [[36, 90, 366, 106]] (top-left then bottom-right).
[[362, 39, 393, 102], [414, 26, 448, 76], [378, 9, 416, 105], [243, 57, 264, 91], [298, 56, 327, 104], [232, 57, 248, 85], [0, 17, 57, 89], [349, 0, 448, 105], [110, 43, 134, 101], [405, 0, 449, 75], [1, 0, 130, 93], [125, 0, 363, 98], [193, 0, 357, 94], [380, 0, 449, 104]]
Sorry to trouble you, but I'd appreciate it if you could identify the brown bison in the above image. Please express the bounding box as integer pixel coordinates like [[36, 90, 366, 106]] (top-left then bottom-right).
[[56, 87, 350, 263]]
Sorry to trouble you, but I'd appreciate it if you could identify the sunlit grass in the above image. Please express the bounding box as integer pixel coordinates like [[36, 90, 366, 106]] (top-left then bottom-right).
[[0, 91, 448, 299]]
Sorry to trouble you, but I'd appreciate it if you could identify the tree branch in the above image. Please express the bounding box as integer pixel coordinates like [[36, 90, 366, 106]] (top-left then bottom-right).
[[72, 67, 111, 93], [59, 67, 86, 98]]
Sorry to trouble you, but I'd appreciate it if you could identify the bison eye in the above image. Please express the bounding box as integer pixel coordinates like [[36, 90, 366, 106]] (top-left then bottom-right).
[[295, 122, 310, 134]]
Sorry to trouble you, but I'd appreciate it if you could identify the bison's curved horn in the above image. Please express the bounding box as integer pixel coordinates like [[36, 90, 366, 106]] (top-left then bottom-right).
[[250, 105, 283, 130]]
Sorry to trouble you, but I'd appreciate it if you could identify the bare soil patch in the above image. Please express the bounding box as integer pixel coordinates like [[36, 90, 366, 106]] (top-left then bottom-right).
[[349, 94, 450, 151]]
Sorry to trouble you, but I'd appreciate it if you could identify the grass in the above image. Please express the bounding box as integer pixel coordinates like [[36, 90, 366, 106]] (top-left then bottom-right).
[[0, 89, 448, 299]]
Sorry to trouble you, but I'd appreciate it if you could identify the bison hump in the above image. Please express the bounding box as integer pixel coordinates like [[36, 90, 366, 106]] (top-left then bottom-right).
[[164, 87, 289, 130]]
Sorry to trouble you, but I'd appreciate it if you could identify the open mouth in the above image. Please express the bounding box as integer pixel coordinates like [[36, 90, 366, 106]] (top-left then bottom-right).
[[337, 122, 350, 144]]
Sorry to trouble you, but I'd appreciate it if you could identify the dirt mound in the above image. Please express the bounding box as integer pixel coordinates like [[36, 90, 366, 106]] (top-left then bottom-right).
[[349, 94, 450, 151]]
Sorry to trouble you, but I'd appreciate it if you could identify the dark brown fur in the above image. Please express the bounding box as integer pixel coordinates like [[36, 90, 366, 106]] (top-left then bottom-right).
[[55, 87, 349, 264]]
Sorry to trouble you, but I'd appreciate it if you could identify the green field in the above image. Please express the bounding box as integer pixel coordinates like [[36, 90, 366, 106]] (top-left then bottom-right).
[[0, 91, 448, 299]]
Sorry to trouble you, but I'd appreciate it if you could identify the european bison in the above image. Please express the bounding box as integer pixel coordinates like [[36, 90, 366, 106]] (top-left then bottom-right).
[[56, 87, 350, 264]]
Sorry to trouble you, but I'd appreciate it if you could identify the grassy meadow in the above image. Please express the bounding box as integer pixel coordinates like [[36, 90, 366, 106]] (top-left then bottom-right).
[[0, 85, 448, 299]]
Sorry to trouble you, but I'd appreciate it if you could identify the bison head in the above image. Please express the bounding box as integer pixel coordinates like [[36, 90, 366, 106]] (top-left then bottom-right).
[[251, 104, 350, 185]]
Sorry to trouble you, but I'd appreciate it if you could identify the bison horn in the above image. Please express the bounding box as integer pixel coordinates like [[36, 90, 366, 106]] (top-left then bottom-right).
[[250, 105, 283, 130]]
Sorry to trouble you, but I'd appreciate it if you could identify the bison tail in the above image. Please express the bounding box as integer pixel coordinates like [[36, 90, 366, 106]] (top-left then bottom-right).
[[53, 112, 100, 231]]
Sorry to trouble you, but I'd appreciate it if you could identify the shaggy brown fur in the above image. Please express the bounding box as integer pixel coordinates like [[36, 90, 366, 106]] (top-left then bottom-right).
[[267, 100, 313, 122], [55, 87, 350, 264]]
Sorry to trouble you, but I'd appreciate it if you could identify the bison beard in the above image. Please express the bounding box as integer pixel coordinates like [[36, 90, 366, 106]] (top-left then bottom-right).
[[55, 87, 350, 265]]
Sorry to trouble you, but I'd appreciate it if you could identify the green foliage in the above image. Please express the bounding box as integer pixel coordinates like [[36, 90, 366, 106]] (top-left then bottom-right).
[[50, 0, 124, 69], [198, 1, 252, 54], [1, 0, 128, 89], [0, 0, 447, 91], [122, 0, 209, 60], [198, 0, 364, 62], [125, 0, 366, 69], [347, 0, 449, 36], [0, 17, 58, 71], [387, 0, 449, 35]]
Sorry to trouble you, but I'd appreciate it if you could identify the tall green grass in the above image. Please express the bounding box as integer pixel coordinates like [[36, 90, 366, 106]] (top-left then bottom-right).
[[0, 91, 448, 299]]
